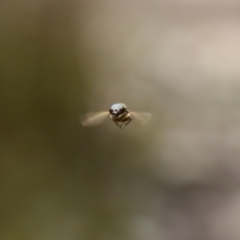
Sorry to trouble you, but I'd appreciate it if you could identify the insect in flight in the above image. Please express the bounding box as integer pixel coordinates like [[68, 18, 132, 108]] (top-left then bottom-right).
[[81, 103, 151, 129]]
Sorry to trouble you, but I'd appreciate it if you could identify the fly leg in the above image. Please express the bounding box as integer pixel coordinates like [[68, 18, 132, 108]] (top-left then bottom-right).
[[124, 117, 132, 126], [120, 117, 132, 128], [119, 121, 125, 129], [112, 120, 121, 128], [119, 113, 132, 128]]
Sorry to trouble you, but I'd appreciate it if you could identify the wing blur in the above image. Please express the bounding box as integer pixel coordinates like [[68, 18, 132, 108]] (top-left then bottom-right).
[[131, 111, 151, 124], [81, 111, 109, 127]]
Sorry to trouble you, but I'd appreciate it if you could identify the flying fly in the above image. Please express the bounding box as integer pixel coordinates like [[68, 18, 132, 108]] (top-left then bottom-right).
[[81, 103, 151, 129]]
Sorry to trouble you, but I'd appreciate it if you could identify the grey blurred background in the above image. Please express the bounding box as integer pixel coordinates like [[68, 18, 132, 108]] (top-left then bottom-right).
[[1, 0, 240, 239]]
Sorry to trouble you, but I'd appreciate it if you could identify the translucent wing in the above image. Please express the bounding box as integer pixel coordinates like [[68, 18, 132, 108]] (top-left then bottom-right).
[[131, 111, 151, 125], [81, 111, 109, 127]]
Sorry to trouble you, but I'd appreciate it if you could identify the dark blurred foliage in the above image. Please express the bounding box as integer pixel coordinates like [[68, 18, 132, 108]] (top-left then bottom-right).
[[1, 1, 240, 240]]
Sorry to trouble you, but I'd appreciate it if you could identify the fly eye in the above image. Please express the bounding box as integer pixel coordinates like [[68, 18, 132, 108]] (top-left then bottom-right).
[[110, 109, 117, 115]]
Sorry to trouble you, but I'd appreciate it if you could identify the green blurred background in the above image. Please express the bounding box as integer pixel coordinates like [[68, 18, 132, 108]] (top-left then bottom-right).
[[1, 1, 240, 239]]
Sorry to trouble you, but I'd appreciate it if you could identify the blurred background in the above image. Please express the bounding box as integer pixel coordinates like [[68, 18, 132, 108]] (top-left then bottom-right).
[[1, 0, 240, 239]]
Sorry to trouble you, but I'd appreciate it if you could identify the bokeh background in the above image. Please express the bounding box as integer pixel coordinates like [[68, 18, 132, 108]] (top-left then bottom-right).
[[1, 0, 240, 239]]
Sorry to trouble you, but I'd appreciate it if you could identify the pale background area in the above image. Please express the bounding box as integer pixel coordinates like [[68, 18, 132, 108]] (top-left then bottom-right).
[[1, 0, 240, 239]]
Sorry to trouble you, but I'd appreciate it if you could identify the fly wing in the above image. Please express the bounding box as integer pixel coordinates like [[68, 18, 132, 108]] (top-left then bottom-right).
[[81, 111, 109, 127], [131, 111, 151, 125]]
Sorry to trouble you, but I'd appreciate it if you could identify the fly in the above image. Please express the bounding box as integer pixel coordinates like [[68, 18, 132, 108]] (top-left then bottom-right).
[[81, 103, 151, 129]]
